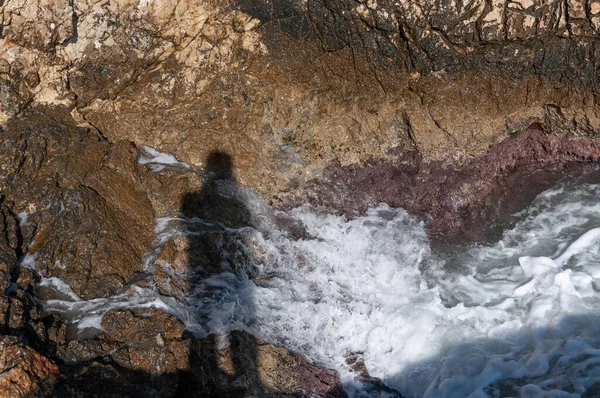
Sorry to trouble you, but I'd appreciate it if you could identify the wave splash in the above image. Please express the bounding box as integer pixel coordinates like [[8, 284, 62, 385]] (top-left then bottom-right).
[[39, 177, 600, 397], [193, 180, 600, 397]]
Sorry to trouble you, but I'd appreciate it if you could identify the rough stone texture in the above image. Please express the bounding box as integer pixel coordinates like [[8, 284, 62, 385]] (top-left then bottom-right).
[[287, 124, 600, 242], [56, 308, 189, 376], [2, 0, 600, 201], [52, 306, 190, 397], [0, 108, 156, 299], [54, 308, 346, 397], [0, 105, 347, 397], [0, 209, 61, 396], [244, 0, 600, 78], [0, 204, 18, 292], [0, 200, 50, 347], [189, 330, 348, 398], [2, 0, 600, 396], [0, 336, 59, 398]]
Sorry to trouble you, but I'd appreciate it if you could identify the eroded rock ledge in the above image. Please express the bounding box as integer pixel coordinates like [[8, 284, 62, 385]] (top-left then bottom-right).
[[2, 0, 600, 395]]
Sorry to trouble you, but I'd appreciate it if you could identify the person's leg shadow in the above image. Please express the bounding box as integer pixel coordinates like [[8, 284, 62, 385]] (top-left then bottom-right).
[[180, 151, 261, 396]]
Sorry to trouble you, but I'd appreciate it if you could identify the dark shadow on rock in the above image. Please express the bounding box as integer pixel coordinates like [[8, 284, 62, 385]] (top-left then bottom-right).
[[69, 6, 79, 45], [232, 0, 600, 82], [180, 151, 260, 396]]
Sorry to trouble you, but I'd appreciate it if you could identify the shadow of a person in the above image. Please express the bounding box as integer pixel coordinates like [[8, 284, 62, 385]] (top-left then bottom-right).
[[180, 151, 262, 397]]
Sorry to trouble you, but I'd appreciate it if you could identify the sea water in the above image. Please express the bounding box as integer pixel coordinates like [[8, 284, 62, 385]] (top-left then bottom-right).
[[37, 172, 600, 397]]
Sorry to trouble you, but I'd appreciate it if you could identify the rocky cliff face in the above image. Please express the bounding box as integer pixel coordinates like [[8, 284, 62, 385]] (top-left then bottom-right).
[[3, 0, 600, 191], [2, 0, 600, 395], [2, 0, 600, 211]]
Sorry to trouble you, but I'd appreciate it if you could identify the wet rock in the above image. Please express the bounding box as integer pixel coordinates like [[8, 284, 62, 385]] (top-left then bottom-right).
[[288, 124, 600, 244], [0, 336, 59, 398], [102, 308, 185, 344], [0, 202, 48, 345], [154, 237, 190, 300], [189, 330, 348, 397], [1, 280, 48, 346], [0, 103, 351, 398], [15, 268, 37, 291], [56, 308, 189, 375], [33, 184, 152, 299], [53, 306, 346, 397], [0, 206, 18, 291], [53, 321, 185, 395], [57, 362, 180, 398]]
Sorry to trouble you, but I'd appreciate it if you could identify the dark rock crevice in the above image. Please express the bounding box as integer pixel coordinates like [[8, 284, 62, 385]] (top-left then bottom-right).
[[238, 0, 600, 85]]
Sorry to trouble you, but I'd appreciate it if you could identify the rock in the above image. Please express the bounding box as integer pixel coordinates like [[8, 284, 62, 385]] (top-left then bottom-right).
[[346, 353, 404, 397], [2, 0, 600, 396], [53, 308, 189, 396], [52, 306, 346, 397], [56, 307, 189, 373], [0, 205, 18, 291], [1, 0, 600, 203], [1, 273, 49, 347], [57, 362, 179, 398], [189, 330, 348, 397], [0, 201, 48, 346], [0, 336, 59, 398], [288, 125, 600, 243], [0, 109, 155, 299], [153, 237, 190, 300], [102, 308, 185, 344], [0, 92, 352, 398], [33, 183, 152, 298]]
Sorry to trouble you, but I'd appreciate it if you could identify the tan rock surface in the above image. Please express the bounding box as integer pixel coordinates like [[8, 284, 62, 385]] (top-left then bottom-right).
[[2, 0, 600, 202], [0, 336, 59, 398]]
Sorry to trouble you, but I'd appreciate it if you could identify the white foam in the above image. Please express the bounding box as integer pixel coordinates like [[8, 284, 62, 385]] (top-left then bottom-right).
[[137, 145, 191, 172], [519, 256, 560, 277], [16, 211, 29, 226], [182, 179, 600, 397], [42, 285, 188, 337], [554, 227, 600, 266], [27, 175, 600, 397], [38, 277, 81, 301], [20, 253, 37, 269]]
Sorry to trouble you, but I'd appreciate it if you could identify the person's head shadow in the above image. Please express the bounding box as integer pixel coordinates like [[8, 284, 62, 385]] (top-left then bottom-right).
[[204, 151, 234, 180], [182, 151, 249, 227], [180, 150, 261, 396]]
